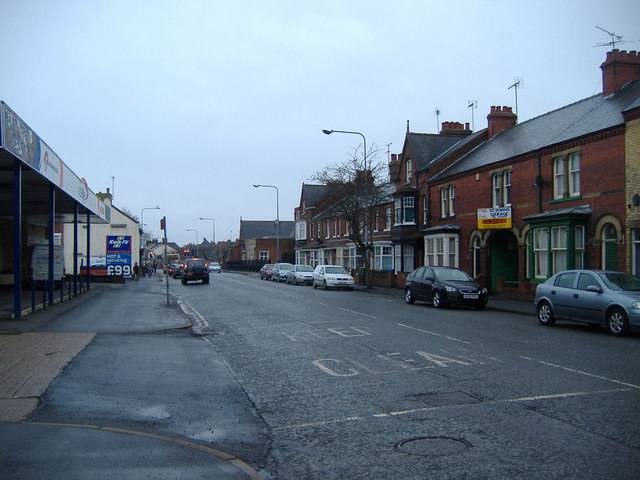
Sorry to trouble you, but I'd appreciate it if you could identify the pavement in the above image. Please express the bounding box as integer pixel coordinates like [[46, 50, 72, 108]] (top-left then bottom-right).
[[0, 272, 534, 478]]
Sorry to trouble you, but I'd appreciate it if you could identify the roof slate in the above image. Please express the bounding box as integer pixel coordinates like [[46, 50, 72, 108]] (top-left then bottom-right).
[[430, 79, 640, 181], [240, 220, 295, 240]]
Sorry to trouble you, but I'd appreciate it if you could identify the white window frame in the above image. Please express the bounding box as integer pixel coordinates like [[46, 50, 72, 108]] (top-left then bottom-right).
[[492, 173, 501, 207], [551, 226, 567, 274], [374, 243, 394, 271], [448, 185, 455, 216], [259, 251, 269, 261], [385, 207, 391, 231], [440, 188, 448, 218], [406, 159, 412, 184], [554, 157, 566, 199], [503, 170, 511, 206], [424, 234, 459, 267], [569, 153, 580, 197], [403, 196, 415, 224], [295, 220, 307, 240], [534, 228, 549, 278]]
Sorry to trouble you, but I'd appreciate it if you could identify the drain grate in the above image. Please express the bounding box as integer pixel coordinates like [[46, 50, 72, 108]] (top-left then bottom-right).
[[407, 391, 480, 406], [395, 436, 472, 456]]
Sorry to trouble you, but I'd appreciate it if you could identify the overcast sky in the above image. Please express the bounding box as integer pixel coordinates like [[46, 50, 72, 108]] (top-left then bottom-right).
[[1, 0, 637, 246]]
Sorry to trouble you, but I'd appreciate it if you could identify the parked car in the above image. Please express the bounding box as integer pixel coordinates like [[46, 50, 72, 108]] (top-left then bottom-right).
[[404, 266, 488, 309], [312, 265, 355, 290], [286, 264, 314, 285], [534, 269, 640, 336], [208, 262, 221, 273], [272, 263, 293, 282], [260, 264, 274, 280], [181, 258, 209, 285]]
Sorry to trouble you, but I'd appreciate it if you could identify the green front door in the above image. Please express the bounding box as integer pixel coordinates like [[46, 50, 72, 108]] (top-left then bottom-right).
[[490, 231, 519, 293], [604, 241, 617, 270]]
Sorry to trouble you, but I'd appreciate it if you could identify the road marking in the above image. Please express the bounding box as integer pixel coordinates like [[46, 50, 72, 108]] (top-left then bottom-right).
[[274, 387, 632, 430], [397, 323, 471, 344], [338, 307, 376, 318], [521, 356, 640, 390]]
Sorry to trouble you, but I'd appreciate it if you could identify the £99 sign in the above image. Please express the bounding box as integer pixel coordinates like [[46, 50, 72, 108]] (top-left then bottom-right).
[[106, 235, 132, 276]]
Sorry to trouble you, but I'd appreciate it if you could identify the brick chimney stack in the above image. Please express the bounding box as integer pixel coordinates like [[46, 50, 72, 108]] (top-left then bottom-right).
[[487, 106, 517, 139], [601, 50, 640, 96], [439, 121, 473, 136]]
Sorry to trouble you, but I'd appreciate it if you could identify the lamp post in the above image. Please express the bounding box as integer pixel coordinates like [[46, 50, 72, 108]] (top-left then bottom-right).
[[322, 129, 367, 170], [253, 184, 280, 262], [323, 128, 370, 284], [187, 229, 199, 257], [199, 217, 216, 259], [140, 206, 160, 262]]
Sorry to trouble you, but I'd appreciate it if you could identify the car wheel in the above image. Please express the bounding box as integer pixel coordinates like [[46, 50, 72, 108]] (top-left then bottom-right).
[[293, 277, 298, 285], [607, 308, 630, 336], [432, 290, 446, 308], [323, 280, 328, 290], [537, 300, 555, 326], [203, 278, 209, 284], [313, 280, 318, 289], [405, 287, 415, 304], [181, 279, 187, 285]]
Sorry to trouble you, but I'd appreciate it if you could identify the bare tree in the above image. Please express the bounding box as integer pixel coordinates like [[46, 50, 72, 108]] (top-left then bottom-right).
[[311, 145, 390, 289]]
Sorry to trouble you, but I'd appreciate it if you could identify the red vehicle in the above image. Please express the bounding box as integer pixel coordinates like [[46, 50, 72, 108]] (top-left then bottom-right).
[[259, 264, 274, 280]]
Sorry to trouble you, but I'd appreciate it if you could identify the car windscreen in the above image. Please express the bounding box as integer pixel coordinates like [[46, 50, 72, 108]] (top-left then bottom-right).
[[434, 269, 473, 282], [598, 272, 640, 291], [325, 267, 347, 274], [297, 266, 314, 272]]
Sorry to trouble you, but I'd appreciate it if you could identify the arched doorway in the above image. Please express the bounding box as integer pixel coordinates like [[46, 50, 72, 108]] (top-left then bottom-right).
[[602, 223, 618, 270], [489, 230, 519, 293]]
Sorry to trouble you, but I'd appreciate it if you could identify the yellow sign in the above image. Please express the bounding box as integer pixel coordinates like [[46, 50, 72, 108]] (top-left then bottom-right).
[[477, 207, 512, 229]]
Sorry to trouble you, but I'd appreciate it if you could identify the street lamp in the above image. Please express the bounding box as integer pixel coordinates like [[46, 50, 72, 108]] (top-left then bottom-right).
[[187, 229, 199, 257], [322, 129, 367, 169], [323, 128, 370, 282], [199, 217, 216, 244], [140, 206, 160, 258], [253, 184, 280, 262], [199, 217, 216, 260]]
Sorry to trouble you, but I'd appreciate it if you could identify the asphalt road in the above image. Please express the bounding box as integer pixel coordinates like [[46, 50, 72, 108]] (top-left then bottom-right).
[[176, 272, 640, 479]]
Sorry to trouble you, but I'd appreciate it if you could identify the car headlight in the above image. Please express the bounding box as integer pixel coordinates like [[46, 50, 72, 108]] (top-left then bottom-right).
[[632, 301, 640, 309], [481, 288, 488, 294], [445, 286, 457, 292]]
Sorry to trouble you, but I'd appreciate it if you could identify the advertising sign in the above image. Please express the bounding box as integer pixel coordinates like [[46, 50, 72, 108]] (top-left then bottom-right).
[[106, 235, 132, 276], [31, 245, 65, 280], [477, 207, 512, 229]]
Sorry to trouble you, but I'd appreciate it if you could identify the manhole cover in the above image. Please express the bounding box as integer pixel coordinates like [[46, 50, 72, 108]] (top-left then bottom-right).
[[395, 436, 472, 456]]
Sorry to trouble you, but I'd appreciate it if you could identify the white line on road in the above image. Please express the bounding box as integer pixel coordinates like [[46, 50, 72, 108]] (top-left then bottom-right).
[[274, 387, 632, 430], [397, 323, 471, 344], [338, 307, 377, 318], [521, 356, 640, 390]]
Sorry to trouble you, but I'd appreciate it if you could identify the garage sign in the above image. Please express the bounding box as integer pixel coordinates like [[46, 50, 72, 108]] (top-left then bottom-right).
[[477, 207, 512, 229]]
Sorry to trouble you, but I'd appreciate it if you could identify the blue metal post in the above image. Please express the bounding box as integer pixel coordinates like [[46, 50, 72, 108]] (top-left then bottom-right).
[[73, 203, 78, 297], [86, 211, 91, 291], [13, 162, 22, 320], [48, 185, 55, 305]]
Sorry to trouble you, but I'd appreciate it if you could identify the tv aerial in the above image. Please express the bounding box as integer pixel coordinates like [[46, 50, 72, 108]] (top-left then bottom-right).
[[508, 77, 524, 118], [467, 100, 477, 131], [434, 107, 441, 132], [594, 26, 629, 49]]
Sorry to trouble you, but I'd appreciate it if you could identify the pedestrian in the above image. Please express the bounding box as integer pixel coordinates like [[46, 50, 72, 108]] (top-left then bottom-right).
[[133, 262, 139, 283], [153, 261, 157, 274]]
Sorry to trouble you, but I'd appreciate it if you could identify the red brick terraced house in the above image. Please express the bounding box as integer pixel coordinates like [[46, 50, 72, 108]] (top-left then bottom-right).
[[412, 49, 640, 298], [294, 182, 397, 284]]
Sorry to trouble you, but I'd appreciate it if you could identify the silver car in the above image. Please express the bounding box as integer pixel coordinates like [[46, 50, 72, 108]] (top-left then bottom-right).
[[534, 269, 640, 336], [312, 265, 355, 290], [271, 263, 293, 282], [286, 264, 314, 285]]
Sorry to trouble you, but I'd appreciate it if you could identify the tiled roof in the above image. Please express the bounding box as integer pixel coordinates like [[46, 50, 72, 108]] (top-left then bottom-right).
[[406, 133, 469, 171], [430, 79, 640, 181], [240, 220, 295, 240]]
